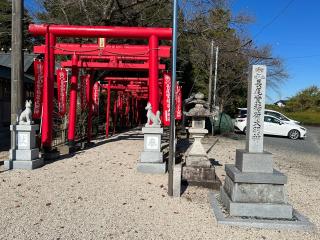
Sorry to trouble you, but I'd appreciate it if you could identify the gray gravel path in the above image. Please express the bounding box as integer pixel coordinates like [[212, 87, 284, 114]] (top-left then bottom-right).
[[0, 130, 319, 240]]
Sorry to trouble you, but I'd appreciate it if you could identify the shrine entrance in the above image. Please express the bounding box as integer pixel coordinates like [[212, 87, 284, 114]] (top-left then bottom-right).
[[29, 24, 182, 151]]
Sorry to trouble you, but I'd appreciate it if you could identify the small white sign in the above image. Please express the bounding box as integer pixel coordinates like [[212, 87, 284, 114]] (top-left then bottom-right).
[[146, 136, 158, 150], [18, 133, 28, 148]]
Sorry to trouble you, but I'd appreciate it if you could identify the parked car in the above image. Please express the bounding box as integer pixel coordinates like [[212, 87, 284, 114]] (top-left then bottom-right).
[[234, 114, 307, 140], [236, 108, 300, 125]]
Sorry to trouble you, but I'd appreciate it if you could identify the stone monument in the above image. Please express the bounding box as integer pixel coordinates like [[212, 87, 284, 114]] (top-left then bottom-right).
[[137, 102, 166, 174], [182, 93, 218, 187], [4, 100, 44, 170], [220, 65, 293, 219]]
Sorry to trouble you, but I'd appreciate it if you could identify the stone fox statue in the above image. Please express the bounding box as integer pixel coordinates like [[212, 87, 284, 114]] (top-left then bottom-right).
[[18, 100, 33, 125], [145, 102, 161, 127]]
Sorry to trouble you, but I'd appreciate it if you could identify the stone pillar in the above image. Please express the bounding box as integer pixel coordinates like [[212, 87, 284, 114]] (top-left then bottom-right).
[[137, 127, 166, 174], [5, 125, 44, 170], [220, 65, 293, 219]]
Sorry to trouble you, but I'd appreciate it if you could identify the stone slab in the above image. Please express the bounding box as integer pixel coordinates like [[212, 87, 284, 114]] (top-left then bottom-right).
[[137, 162, 166, 174], [173, 163, 182, 197], [142, 127, 163, 134], [143, 134, 162, 152], [185, 155, 210, 167], [224, 175, 287, 204], [16, 148, 39, 160], [5, 158, 44, 170], [220, 187, 293, 219], [209, 191, 315, 231], [140, 151, 163, 163], [17, 131, 36, 150], [188, 128, 208, 134], [4, 160, 13, 170], [182, 166, 220, 189], [15, 124, 39, 132], [235, 149, 273, 173], [225, 164, 287, 184]]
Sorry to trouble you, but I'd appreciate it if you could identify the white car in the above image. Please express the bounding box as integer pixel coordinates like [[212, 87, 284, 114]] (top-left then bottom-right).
[[234, 114, 307, 140], [237, 108, 300, 125]]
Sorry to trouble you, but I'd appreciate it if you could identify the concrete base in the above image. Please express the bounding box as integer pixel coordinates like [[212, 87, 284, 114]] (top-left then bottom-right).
[[209, 192, 315, 231], [4, 158, 44, 170], [137, 162, 166, 174], [185, 155, 210, 167], [182, 165, 219, 189], [235, 149, 273, 173], [221, 164, 293, 219], [225, 164, 287, 184], [220, 187, 293, 219], [140, 151, 163, 163], [16, 148, 39, 160], [224, 175, 288, 204]]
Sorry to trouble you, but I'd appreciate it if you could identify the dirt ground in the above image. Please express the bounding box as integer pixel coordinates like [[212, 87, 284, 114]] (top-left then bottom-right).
[[0, 130, 319, 240]]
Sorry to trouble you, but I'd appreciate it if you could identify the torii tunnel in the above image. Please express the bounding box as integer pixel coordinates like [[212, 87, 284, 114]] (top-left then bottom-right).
[[29, 24, 179, 149]]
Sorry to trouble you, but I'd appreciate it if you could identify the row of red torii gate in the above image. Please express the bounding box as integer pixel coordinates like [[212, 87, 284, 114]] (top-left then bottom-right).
[[28, 24, 182, 150]]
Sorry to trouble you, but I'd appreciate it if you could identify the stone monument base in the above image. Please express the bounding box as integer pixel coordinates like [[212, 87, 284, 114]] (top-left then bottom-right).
[[137, 162, 166, 174], [182, 165, 220, 189], [4, 158, 44, 170], [140, 151, 163, 163], [221, 164, 293, 219]]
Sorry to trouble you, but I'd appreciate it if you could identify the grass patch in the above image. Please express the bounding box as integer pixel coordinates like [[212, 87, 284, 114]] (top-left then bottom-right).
[[265, 105, 320, 125], [284, 111, 320, 126]]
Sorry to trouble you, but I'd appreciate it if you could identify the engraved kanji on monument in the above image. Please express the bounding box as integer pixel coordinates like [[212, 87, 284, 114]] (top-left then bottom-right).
[[235, 65, 273, 173], [220, 65, 293, 219], [246, 65, 266, 153]]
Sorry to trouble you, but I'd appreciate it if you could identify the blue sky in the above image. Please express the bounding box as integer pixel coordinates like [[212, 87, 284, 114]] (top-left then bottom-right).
[[25, 0, 319, 103], [232, 0, 320, 102]]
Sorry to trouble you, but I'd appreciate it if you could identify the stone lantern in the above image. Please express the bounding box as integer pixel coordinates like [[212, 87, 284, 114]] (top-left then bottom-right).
[[183, 92, 218, 187]]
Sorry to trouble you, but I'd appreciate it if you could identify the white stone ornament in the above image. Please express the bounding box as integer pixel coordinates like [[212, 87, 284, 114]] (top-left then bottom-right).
[[145, 102, 161, 127], [19, 100, 34, 125]]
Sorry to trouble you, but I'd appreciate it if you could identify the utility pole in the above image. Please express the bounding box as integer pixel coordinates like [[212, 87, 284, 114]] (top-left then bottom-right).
[[11, 0, 24, 123], [207, 40, 214, 111], [213, 45, 219, 109], [168, 0, 178, 197]]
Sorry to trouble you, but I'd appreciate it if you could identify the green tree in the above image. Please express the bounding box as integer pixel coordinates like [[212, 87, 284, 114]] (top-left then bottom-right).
[[0, 0, 12, 49], [0, 0, 33, 51], [35, 0, 171, 27], [178, 1, 288, 115], [286, 85, 320, 111], [31, 0, 288, 116]]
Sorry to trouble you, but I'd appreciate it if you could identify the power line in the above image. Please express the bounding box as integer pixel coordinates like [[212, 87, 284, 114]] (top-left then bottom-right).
[[253, 0, 295, 39]]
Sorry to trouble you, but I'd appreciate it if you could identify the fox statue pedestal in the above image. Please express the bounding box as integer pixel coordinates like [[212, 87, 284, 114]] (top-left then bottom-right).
[[137, 127, 166, 174], [5, 100, 43, 170], [137, 102, 166, 174], [5, 124, 44, 170]]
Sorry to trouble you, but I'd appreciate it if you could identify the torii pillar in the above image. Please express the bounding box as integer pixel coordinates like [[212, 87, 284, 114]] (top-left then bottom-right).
[[149, 35, 159, 113], [67, 54, 79, 145]]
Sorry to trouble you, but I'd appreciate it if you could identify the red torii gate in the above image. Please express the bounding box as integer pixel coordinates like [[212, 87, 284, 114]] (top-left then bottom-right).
[[59, 59, 159, 140], [29, 24, 172, 149]]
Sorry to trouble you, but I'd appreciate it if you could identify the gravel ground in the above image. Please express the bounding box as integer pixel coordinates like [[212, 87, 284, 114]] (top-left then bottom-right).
[[0, 130, 319, 240]]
